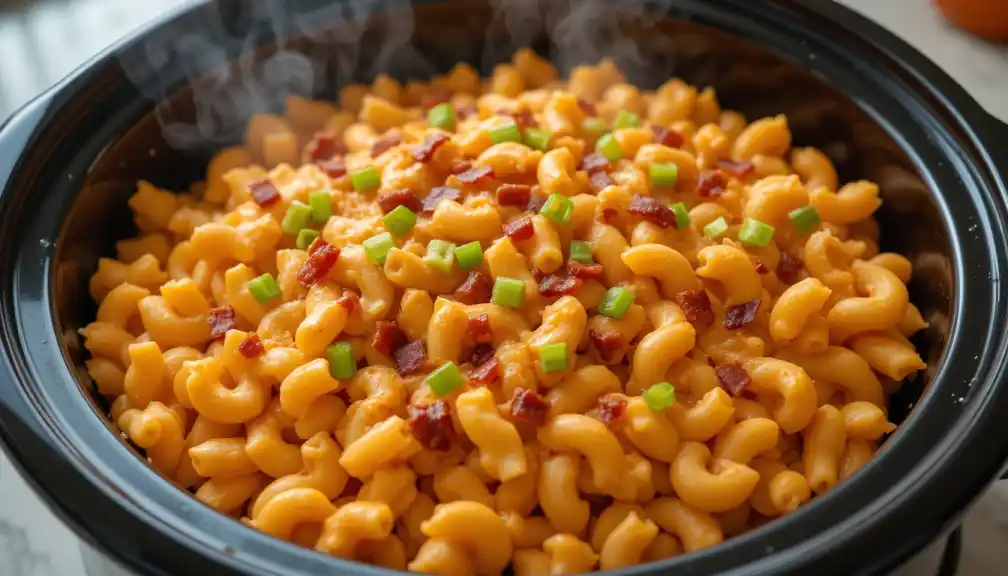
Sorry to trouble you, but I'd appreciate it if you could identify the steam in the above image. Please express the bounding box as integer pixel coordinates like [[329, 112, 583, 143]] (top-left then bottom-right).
[[121, 0, 677, 151], [546, 0, 663, 80]]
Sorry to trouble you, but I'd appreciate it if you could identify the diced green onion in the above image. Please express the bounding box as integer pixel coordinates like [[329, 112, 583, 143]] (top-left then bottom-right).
[[281, 201, 312, 235], [489, 121, 521, 144], [428, 103, 456, 130], [327, 342, 357, 379], [788, 205, 821, 234], [614, 110, 641, 129], [522, 128, 553, 151], [538, 342, 568, 374], [382, 205, 417, 236], [351, 166, 380, 192], [650, 162, 679, 187], [363, 232, 395, 264], [703, 217, 729, 239], [596, 133, 622, 162], [540, 193, 575, 225], [643, 382, 677, 411], [739, 218, 776, 247], [308, 190, 332, 222], [454, 241, 484, 270], [296, 228, 321, 250], [428, 361, 463, 396], [582, 117, 607, 137], [423, 239, 456, 274], [569, 240, 593, 264], [599, 286, 633, 319], [247, 273, 282, 303], [491, 277, 525, 308], [670, 202, 690, 230]]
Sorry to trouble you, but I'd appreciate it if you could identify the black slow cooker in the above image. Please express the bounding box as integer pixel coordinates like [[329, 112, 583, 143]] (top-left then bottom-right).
[[1, 0, 1007, 574]]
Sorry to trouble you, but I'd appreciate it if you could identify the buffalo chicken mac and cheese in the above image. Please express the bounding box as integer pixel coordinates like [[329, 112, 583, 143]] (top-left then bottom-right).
[[82, 48, 927, 573]]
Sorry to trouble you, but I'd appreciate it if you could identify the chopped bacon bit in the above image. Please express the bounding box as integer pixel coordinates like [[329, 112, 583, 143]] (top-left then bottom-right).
[[297, 243, 341, 287], [567, 260, 603, 280], [454, 270, 494, 305], [651, 125, 684, 149], [407, 401, 454, 451], [539, 274, 582, 297], [504, 215, 535, 242], [237, 333, 264, 358], [629, 195, 677, 229], [456, 104, 479, 120], [307, 134, 348, 162], [602, 207, 618, 221], [674, 290, 715, 327], [576, 98, 598, 117], [596, 395, 628, 427], [467, 313, 494, 344], [580, 152, 612, 174], [510, 387, 549, 426], [394, 340, 427, 376], [470, 343, 496, 366], [470, 356, 501, 385], [697, 170, 728, 198], [511, 109, 538, 129], [455, 165, 494, 186], [318, 159, 347, 179], [724, 299, 762, 330], [421, 186, 462, 214], [589, 329, 623, 363], [716, 362, 752, 396], [248, 179, 281, 207], [755, 261, 769, 274], [377, 188, 422, 214], [590, 171, 614, 192], [371, 132, 402, 157], [411, 133, 450, 163], [307, 237, 327, 255], [336, 291, 360, 314], [717, 159, 755, 179], [467, 353, 499, 385], [778, 252, 804, 285], [527, 194, 547, 213], [421, 90, 452, 109], [496, 184, 532, 207], [372, 321, 406, 357], [450, 159, 473, 174], [208, 306, 236, 341]]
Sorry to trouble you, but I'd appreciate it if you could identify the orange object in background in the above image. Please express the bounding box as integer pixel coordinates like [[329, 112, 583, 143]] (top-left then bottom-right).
[[934, 0, 1008, 40]]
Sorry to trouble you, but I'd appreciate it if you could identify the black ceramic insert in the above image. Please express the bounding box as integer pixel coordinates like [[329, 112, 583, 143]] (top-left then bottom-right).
[[1, 1, 1007, 575]]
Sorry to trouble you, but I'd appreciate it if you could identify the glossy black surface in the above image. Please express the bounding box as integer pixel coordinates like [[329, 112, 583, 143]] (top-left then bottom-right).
[[1, 1, 1007, 575]]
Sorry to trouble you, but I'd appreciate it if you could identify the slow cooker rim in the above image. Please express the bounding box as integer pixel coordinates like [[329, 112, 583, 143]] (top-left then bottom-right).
[[1, 1, 1007, 575]]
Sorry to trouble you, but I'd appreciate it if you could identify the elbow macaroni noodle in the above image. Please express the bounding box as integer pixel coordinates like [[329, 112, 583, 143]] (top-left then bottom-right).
[[81, 50, 926, 573]]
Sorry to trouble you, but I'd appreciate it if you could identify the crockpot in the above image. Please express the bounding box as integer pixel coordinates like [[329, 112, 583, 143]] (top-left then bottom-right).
[[1, 0, 1007, 574]]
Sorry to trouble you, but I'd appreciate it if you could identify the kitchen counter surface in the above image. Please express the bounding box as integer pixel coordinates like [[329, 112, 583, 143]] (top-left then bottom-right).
[[1, 0, 1007, 574]]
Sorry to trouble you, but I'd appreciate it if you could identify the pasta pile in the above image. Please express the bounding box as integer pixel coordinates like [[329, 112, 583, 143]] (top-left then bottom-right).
[[81, 47, 929, 574]]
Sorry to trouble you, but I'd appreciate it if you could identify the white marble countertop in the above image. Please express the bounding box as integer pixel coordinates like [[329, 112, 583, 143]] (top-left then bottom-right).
[[1, 0, 1007, 574]]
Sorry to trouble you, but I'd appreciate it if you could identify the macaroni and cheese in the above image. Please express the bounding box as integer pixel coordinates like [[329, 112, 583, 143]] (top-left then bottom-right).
[[82, 48, 925, 574]]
